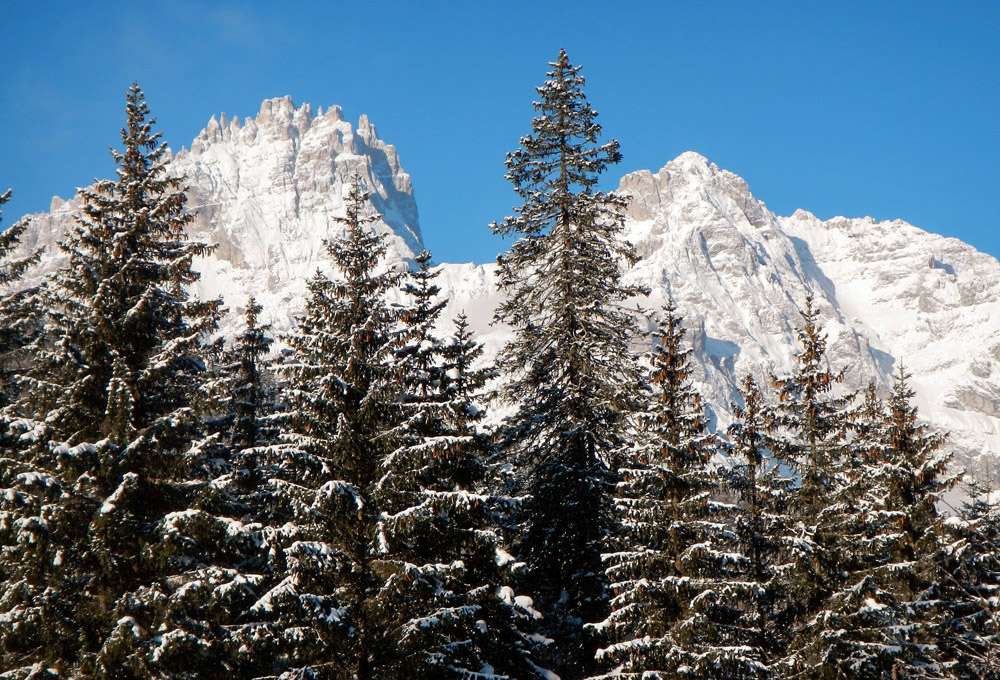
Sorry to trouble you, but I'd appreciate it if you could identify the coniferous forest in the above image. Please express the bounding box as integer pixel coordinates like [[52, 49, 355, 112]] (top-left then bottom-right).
[[1, 52, 999, 680]]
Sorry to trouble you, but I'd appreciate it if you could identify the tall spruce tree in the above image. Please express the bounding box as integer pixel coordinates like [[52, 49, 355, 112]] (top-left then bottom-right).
[[0, 85, 261, 679], [840, 365, 951, 678], [0, 190, 40, 288], [0, 189, 47, 678], [0, 189, 42, 408], [194, 297, 280, 680], [212, 297, 280, 519], [590, 303, 730, 678], [788, 365, 952, 679], [490, 48, 646, 679], [375, 253, 548, 678], [249, 176, 402, 679], [721, 374, 797, 677], [771, 298, 852, 586], [771, 296, 870, 678], [224, 298, 279, 454], [941, 475, 1000, 678]]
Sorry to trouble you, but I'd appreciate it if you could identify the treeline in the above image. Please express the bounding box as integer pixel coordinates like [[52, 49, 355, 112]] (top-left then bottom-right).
[[0, 54, 998, 680]]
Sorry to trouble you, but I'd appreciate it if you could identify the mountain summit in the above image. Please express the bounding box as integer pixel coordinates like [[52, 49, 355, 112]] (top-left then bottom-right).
[[20, 96, 422, 329]]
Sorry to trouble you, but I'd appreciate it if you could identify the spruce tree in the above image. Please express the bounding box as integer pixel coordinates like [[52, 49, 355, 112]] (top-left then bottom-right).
[[0, 190, 48, 679], [770, 296, 855, 672], [789, 366, 952, 679], [490, 48, 645, 680], [0, 84, 259, 679], [212, 297, 281, 519], [375, 255, 548, 678], [851, 366, 951, 677], [771, 296, 854, 515], [190, 297, 281, 680], [941, 476, 1000, 678], [0, 189, 42, 408], [225, 298, 279, 454], [440, 313, 490, 438], [0, 190, 40, 288], [248, 176, 402, 679], [590, 303, 728, 678], [721, 374, 797, 677]]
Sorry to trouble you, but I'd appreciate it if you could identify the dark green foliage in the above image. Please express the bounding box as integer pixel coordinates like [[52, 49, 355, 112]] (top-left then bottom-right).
[[0, 189, 42, 409], [491, 48, 645, 680], [942, 476, 1000, 678], [211, 297, 280, 520], [789, 366, 951, 679], [250, 175, 402, 679], [440, 313, 490, 438], [226, 298, 278, 453], [591, 303, 728, 678], [774, 302, 951, 679], [0, 84, 258, 680], [376, 253, 547, 678], [829, 366, 952, 678], [770, 297, 857, 674], [771, 296, 854, 514], [717, 374, 797, 677], [0, 190, 42, 287]]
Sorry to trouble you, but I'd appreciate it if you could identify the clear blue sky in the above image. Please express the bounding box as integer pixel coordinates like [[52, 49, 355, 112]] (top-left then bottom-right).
[[2, 2, 998, 264]]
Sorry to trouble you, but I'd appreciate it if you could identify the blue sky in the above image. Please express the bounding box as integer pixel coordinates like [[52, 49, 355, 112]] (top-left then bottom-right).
[[2, 2, 998, 264]]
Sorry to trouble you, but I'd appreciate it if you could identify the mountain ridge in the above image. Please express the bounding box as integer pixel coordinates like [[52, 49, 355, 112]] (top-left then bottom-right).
[[11, 98, 1000, 473]]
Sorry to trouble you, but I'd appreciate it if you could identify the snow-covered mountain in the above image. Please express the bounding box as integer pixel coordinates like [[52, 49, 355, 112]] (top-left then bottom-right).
[[18, 96, 421, 330], [619, 152, 1000, 475], [14, 98, 1000, 474]]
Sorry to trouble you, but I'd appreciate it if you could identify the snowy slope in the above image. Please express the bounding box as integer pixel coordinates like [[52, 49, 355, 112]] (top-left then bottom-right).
[[13, 100, 1000, 472]]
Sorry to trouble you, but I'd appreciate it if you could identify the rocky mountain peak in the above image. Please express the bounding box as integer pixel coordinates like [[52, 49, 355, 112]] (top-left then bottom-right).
[[17, 97, 423, 332]]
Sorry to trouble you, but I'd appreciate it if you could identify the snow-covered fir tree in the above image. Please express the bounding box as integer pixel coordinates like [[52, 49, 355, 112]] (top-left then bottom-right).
[[941, 475, 1000, 679], [0, 85, 261, 679], [820, 365, 953, 679], [771, 296, 855, 515], [247, 175, 403, 679], [771, 297, 870, 678], [374, 251, 549, 678], [788, 363, 954, 679], [0, 190, 40, 288], [490, 48, 646, 680], [223, 297, 279, 454], [440, 313, 489, 439], [0, 189, 42, 409], [771, 302, 852, 534], [719, 373, 797, 677], [210, 297, 281, 521], [591, 303, 731, 678], [188, 297, 281, 680]]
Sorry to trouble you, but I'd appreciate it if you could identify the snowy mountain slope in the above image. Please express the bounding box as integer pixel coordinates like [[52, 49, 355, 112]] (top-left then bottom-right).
[[13, 99, 1000, 472]]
